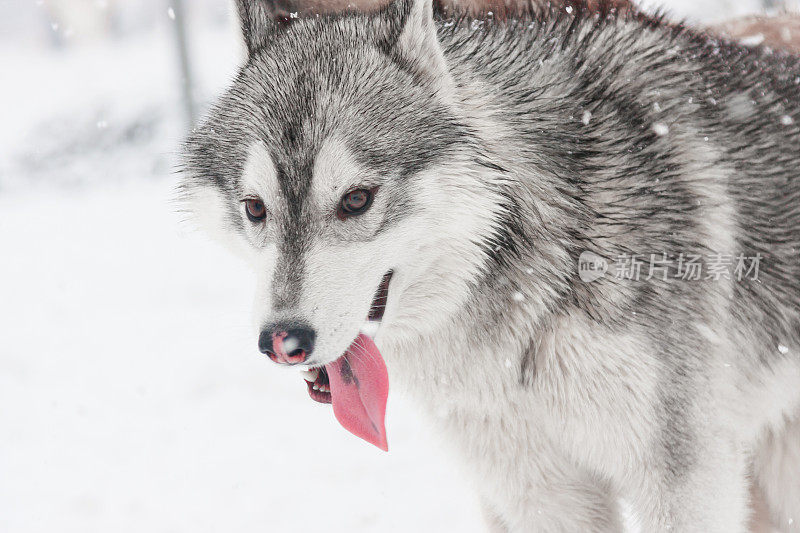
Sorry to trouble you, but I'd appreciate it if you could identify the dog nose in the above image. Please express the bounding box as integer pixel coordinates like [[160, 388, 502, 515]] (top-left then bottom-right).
[[259, 323, 315, 365]]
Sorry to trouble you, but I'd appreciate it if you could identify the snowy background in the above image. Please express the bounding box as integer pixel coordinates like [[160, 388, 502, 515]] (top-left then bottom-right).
[[0, 1, 796, 532]]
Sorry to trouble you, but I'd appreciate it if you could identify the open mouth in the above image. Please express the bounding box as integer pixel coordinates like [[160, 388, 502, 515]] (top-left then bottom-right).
[[301, 270, 393, 405], [301, 366, 332, 403]]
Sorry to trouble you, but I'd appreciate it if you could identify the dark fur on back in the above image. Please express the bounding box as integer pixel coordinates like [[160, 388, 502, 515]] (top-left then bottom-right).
[[435, 5, 800, 341]]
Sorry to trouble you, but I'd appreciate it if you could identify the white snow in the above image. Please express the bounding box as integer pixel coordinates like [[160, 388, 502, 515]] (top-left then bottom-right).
[[0, 182, 483, 533], [652, 122, 670, 136], [0, 10, 483, 531], [739, 33, 766, 46]]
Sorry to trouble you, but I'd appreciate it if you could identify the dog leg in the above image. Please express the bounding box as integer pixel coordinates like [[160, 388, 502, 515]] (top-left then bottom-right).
[[494, 476, 624, 532], [752, 411, 800, 533], [749, 481, 777, 533], [632, 437, 750, 533]]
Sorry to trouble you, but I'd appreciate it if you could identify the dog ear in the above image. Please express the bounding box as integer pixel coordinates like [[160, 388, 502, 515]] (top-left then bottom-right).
[[378, 0, 451, 83], [235, 0, 294, 56], [380, 0, 435, 49]]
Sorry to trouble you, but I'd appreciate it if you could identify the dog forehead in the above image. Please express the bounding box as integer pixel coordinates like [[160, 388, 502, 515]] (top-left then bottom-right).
[[312, 137, 364, 195], [241, 141, 280, 200], [241, 136, 365, 206]]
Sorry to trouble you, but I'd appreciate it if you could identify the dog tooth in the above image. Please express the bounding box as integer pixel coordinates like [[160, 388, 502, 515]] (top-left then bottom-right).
[[313, 383, 320, 391], [301, 368, 319, 383]]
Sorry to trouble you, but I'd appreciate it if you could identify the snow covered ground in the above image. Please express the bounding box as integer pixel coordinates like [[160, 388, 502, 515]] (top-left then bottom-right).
[[0, 182, 483, 532], [0, 1, 793, 531]]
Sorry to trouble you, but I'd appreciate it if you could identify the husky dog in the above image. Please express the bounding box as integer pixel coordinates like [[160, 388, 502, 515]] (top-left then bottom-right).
[[179, 0, 800, 530]]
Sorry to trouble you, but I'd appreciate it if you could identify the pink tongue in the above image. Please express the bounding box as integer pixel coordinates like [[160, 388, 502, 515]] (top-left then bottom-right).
[[325, 333, 389, 451]]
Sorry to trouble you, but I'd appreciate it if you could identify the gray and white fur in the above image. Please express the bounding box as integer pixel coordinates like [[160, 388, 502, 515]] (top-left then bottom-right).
[[179, 1, 800, 530]]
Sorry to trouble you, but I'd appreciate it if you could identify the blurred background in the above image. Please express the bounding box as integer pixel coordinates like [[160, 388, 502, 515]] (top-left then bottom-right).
[[0, 1, 797, 532]]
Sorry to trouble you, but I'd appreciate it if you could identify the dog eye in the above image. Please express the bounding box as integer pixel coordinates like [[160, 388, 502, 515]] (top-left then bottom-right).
[[244, 198, 267, 222], [337, 188, 375, 219]]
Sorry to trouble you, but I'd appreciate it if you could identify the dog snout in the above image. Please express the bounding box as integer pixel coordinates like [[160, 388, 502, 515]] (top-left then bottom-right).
[[258, 322, 315, 365]]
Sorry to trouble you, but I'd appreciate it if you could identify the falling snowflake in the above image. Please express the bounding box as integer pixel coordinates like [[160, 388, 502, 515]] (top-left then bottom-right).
[[652, 122, 669, 136], [167, 7, 175, 20], [739, 33, 765, 47]]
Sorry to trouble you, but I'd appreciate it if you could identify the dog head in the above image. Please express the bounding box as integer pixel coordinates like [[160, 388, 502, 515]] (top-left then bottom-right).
[[179, 0, 506, 371]]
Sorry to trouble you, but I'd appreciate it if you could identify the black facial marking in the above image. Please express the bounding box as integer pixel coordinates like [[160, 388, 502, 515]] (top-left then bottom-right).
[[339, 358, 359, 387]]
